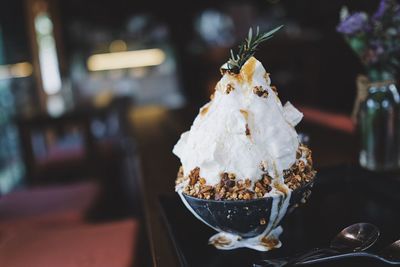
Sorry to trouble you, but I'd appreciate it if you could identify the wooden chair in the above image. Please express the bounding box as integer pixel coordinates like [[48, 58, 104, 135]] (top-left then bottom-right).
[[16, 96, 133, 185], [16, 110, 95, 185]]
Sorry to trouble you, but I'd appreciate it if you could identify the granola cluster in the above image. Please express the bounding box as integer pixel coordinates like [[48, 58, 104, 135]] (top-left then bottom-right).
[[284, 144, 316, 190], [225, 83, 235, 94], [253, 85, 269, 98], [176, 144, 316, 200]]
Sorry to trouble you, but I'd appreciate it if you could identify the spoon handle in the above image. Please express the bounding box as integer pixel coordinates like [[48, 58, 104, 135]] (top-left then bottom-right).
[[295, 252, 393, 265], [253, 249, 335, 267], [282, 248, 336, 266]]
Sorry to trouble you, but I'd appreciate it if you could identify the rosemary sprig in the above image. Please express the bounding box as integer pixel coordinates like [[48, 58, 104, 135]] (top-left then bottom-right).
[[225, 25, 283, 74]]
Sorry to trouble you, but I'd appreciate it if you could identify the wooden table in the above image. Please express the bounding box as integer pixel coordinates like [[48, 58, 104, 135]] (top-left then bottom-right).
[[130, 105, 358, 267]]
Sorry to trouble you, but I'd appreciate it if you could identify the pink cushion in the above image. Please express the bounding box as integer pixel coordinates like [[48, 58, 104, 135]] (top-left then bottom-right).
[[0, 219, 138, 267], [0, 210, 86, 232], [0, 182, 99, 224]]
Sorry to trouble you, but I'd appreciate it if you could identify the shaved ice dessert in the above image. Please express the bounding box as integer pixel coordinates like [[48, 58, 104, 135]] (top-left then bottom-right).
[[173, 27, 316, 251]]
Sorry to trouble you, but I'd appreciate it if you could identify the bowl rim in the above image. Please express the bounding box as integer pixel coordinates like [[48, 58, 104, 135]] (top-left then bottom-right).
[[181, 179, 315, 204]]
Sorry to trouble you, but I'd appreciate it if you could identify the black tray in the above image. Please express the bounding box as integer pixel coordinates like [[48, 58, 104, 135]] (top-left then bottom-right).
[[159, 165, 400, 267]]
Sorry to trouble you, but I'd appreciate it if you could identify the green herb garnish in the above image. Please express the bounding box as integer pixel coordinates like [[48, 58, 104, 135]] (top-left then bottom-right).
[[225, 25, 283, 74]]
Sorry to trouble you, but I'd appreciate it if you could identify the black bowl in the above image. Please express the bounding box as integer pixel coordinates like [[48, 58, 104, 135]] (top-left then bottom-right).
[[179, 181, 314, 239]]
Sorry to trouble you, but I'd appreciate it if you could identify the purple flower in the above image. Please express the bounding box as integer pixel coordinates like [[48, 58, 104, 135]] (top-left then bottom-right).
[[373, 0, 400, 21], [373, 0, 391, 20], [337, 12, 369, 35], [337, 2, 400, 74]]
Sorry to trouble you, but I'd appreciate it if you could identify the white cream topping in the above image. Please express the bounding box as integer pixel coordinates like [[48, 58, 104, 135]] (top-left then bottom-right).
[[173, 57, 303, 187]]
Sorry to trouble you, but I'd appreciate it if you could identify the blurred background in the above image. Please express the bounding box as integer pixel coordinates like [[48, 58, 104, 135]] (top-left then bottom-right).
[[0, 0, 393, 266]]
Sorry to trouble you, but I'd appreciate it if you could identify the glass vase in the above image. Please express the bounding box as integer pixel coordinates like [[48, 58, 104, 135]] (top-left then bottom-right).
[[358, 80, 400, 171]]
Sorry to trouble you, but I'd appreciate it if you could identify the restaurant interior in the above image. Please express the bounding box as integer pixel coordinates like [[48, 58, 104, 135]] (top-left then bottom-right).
[[0, 0, 399, 266]]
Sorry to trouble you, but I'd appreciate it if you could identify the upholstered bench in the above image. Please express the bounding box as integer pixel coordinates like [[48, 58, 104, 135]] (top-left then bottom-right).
[[0, 182, 139, 267]]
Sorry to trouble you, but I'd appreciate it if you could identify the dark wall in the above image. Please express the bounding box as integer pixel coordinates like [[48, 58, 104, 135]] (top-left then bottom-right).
[[0, 0, 30, 63], [0, 0, 382, 113]]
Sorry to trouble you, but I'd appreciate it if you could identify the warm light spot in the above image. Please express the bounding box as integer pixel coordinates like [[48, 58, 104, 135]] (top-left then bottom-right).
[[93, 91, 113, 108], [129, 106, 168, 130], [87, 49, 166, 71], [10, 62, 33, 78], [109, 40, 127, 52], [0, 62, 33, 80]]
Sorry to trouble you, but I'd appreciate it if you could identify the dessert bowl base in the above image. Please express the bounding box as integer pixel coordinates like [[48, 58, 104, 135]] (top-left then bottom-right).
[[208, 226, 283, 251]]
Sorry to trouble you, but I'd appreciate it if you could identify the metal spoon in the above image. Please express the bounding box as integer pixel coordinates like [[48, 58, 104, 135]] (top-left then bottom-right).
[[296, 239, 400, 265], [254, 223, 380, 267], [330, 222, 380, 252]]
